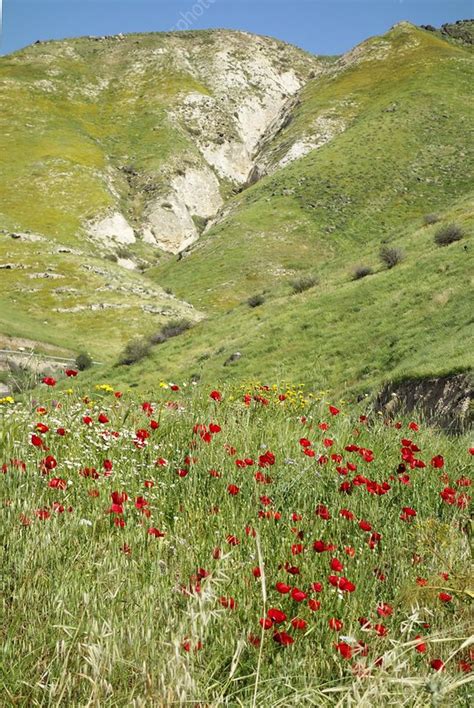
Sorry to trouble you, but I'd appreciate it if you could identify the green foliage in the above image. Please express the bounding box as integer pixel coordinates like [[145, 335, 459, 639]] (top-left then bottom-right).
[[352, 265, 373, 280], [379, 246, 404, 269], [247, 294, 265, 308], [149, 318, 192, 345], [118, 338, 151, 366], [75, 352, 93, 371], [290, 275, 318, 294]]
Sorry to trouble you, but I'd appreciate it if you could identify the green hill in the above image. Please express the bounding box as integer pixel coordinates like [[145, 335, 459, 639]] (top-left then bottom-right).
[[0, 22, 472, 397]]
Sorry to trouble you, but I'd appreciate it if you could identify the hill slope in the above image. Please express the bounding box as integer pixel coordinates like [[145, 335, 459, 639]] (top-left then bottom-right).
[[0, 23, 472, 396]]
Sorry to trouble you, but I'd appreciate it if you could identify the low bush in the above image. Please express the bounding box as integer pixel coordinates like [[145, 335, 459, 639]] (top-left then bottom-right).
[[352, 265, 373, 280], [247, 294, 265, 308], [434, 223, 464, 246], [118, 338, 151, 365], [290, 275, 318, 294], [423, 213, 440, 225], [379, 246, 404, 269], [149, 319, 192, 345], [75, 352, 93, 371]]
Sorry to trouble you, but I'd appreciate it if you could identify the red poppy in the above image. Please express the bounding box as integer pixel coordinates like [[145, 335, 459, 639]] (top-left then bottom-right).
[[335, 642, 352, 659], [329, 618, 343, 631], [267, 608, 286, 623], [42, 377, 56, 386], [227, 484, 240, 496], [291, 618, 307, 630], [430, 659, 445, 671], [438, 592, 452, 603], [147, 527, 165, 537], [291, 588, 307, 602], [65, 369, 78, 377], [273, 631, 294, 646], [276, 582, 291, 594], [210, 390, 222, 402]]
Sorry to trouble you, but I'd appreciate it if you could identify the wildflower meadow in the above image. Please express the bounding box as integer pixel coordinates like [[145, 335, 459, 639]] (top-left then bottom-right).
[[1, 376, 472, 706]]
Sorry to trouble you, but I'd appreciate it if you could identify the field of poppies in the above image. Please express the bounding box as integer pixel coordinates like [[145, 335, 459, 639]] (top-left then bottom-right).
[[1, 377, 472, 706]]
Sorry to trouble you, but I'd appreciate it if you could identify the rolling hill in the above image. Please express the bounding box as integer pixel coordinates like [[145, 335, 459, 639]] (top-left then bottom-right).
[[0, 21, 472, 401]]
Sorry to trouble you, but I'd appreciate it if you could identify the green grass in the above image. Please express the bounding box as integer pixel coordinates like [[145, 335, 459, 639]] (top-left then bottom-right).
[[1, 384, 472, 704]]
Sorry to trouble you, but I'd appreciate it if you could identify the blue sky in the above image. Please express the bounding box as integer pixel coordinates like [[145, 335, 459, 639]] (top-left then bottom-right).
[[1, 0, 472, 56]]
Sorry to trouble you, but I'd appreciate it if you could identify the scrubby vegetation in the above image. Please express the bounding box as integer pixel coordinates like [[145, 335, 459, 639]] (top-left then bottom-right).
[[247, 294, 266, 308], [290, 275, 318, 294], [118, 338, 151, 366], [379, 246, 404, 269], [352, 265, 373, 280], [149, 318, 192, 345], [434, 224, 464, 247]]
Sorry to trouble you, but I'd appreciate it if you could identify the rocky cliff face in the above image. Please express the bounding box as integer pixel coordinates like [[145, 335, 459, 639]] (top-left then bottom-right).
[[1, 30, 324, 255], [375, 374, 473, 433]]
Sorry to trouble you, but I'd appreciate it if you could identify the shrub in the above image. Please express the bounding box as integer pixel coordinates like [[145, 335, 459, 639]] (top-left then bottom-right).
[[434, 223, 464, 246], [352, 265, 373, 280], [118, 338, 151, 366], [379, 246, 404, 269], [75, 352, 93, 371], [290, 275, 318, 294], [116, 247, 132, 259], [423, 213, 440, 225], [149, 319, 192, 345], [247, 294, 265, 308]]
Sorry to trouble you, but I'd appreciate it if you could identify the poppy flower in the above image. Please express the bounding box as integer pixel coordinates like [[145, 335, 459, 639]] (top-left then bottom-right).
[[267, 608, 286, 623], [335, 642, 352, 659], [42, 377, 56, 386], [31, 434, 44, 448], [329, 405, 340, 416], [65, 369, 78, 377], [415, 636, 427, 653], [291, 588, 307, 602], [308, 599, 321, 611], [259, 617, 273, 630], [438, 592, 452, 603], [431, 455, 444, 468], [147, 527, 165, 537], [276, 582, 291, 594], [376, 603, 393, 617], [330, 558, 344, 572], [227, 484, 240, 496], [219, 596, 236, 609], [430, 659, 445, 671], [210, 390, 222, 402], [329, 618, 343, 631], [48, 477, 67, 490], [272, 631, 294, 646], [291, 618, 307, 630]]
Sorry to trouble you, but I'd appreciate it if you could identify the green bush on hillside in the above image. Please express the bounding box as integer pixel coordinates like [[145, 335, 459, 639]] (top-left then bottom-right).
[[290, 275, 318, 294], [118, 338, 151, 366], [434, 223, 464, 246], [149, 319, 192, 345], [379, 246, 404, 269], [247, 294, 265, 308], [75, 352, 93, 371], [352, 265, 373, 280]]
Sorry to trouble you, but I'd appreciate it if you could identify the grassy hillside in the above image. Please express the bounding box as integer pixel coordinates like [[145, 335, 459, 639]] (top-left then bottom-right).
[[0, 23, 472, 394], [108, 23, 472, 396]]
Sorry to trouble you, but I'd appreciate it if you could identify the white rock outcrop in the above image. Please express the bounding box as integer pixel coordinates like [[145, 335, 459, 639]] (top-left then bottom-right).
[[87, 212, 136, 244]]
